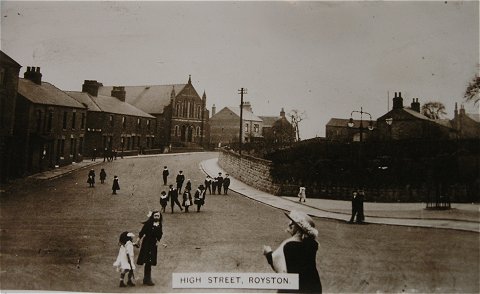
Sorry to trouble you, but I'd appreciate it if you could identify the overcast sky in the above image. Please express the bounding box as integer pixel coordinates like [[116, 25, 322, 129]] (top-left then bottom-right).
[[1, 1, 478, 139]]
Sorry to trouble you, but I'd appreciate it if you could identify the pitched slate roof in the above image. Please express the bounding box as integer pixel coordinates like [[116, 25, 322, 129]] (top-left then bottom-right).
[[18, 78, 85, 109], [225, 106, 262, 122], [259, 116, 281, 127], [467, 113, 480, 123], [98, 84, 186, 115], [67, 91, 154, 118]]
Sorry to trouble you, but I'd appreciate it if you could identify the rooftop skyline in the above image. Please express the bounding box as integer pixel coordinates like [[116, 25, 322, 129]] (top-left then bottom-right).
[[2, 1, 478, 138]]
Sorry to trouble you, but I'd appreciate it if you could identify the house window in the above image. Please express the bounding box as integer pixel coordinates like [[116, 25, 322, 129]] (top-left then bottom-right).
[[109, 115, 114, 127], [81, 113, 86, 129], [36, 110, 42, 132], [175, 125, 179, 136], [244, 123, 249, 132], [122, 116, 126, 129], [137, 118, 141, 128], [79, 137, 84, 155], [0, 68, 6, 88], [70, 138, 74, 156], [147, 119, 150, 130], [63, 111, 68, 130], [71, 111, 76, 130], [60, 139, 65, 156], [254, 124, 259, 133], [47, 111, 53, 132], [176, 103, 180, 117]]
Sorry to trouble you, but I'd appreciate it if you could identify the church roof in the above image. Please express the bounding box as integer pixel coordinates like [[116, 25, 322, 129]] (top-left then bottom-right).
[[98, 84, 186, 115], [67, 91, 154, 118], [18, 78, 86, 109]]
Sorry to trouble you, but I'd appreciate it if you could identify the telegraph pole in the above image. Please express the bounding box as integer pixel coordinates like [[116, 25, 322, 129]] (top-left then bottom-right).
[[238, 88, 247, 155]]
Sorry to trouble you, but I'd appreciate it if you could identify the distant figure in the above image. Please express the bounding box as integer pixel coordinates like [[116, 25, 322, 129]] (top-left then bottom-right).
[[211, 176, 218, 195], [87, 169, 95, 187], [176, 171, 185, 194], [91, 148, 97, 161], [182, 190, 193, 213], [168, 184, 183, 213], [159, 191, 169, 213], [348, 190, 363, 223], [112, 176, 120, 195], [204, 175, 212, 195], [216, 173, 224, 194], [357, 189, 365, 223], [100, 168, 107, 184], [298, 186, 306, 202], [223, 174, 231, 195], [185, 179, 192, 192], [194, 185, 206, 212], [162, 166, 169, 186]]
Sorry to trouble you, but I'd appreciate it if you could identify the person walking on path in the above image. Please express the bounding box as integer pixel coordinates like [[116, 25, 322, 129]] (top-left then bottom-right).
[[223, 174, 231, 195], [298, 186, 307, 202], [100, 168, 107, 184], [348, 190, 361, 223], [357, 189, 365, 223], [159, 191, 169, 213], [87, 169, 96, 187], [176, 171, 185, 194], [194, 185, 206, 212], [204, 175, 212, 195], [168, 184, 183, 213], [136, 211, 163, 286], [185, 179, 192, 193], [162, 166, 169, 186], [182, 190, 193, 213], [113, 232, 136, 287], [112, 176, 120, 195], [263, 210, 322, 293]]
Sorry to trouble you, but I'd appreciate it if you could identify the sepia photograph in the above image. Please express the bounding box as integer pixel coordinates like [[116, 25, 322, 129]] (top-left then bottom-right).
[[0, 0, 479, 293]]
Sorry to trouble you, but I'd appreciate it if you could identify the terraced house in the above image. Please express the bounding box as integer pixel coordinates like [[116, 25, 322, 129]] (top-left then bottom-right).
[[68, 81, 156, 157], [98, 75, 210, 151], [13, 67, 88, 176]]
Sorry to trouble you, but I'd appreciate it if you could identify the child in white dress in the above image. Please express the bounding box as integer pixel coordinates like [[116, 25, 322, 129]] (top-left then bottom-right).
[[113, 232, 136, 287]]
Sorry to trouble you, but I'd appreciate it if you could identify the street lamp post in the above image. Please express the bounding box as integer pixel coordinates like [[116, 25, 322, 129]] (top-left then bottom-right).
[[347, 107, 374, 142]]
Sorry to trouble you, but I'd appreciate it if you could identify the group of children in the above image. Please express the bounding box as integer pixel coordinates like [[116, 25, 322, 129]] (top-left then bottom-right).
[[86, 168, 120, 195], [204, 172, 231, 195], [160, 183, 206, 213]]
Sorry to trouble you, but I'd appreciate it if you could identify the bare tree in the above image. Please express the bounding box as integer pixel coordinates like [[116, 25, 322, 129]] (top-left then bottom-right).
[[464, 75, 480, 105], [289, 109, 306, 141], [421, 101, 447, 119]]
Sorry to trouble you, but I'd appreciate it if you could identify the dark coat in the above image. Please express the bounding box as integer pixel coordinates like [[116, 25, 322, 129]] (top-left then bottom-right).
[[137, 222, 163, 266], [87, 170, 95, 183], [112, 178, 120, 190], [176, 174, 185, 185], [100, 170, 106, 181], [185, 181, 192, 191], [223, 177, 231, 188]]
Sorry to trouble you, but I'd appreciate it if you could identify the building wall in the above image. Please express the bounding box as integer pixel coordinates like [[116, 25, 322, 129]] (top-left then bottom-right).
[[210, 109, 241, 147], [0, 53, 21, 181], [12, 96, 87, 176], [83, 112, 156, 158]]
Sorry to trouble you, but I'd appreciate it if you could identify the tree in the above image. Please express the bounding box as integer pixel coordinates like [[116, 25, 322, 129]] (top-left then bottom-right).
[[464, 75, 480, 105], [289, 109, 307, 141], [421, 101, 447, 119]]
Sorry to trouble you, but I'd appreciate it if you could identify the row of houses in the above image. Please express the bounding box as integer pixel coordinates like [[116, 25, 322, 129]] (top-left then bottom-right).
[[326, 92, 479, 142], [0, 51, 210, 181], [0, 50, 295, 181]]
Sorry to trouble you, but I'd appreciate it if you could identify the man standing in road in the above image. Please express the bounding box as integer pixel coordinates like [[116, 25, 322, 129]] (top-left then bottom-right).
[[162, 166, 169, 186], [223, 174, 231, 195], [136, 211, 163, 286], [168, 184, 183, 213], [216, 173, 224, 195], [176, 171, 185, 193]]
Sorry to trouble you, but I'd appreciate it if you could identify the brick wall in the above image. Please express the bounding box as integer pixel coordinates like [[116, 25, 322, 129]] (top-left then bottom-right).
[[218, 149, 282, 195]]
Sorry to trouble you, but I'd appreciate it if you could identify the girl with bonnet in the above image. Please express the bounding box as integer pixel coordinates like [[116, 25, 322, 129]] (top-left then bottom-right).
[[113, 231, 136, 287], [263, 210, 322, 293]]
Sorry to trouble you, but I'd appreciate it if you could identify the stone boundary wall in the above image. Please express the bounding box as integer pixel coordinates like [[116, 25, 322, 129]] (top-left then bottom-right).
[[218, 149, 282, 195]]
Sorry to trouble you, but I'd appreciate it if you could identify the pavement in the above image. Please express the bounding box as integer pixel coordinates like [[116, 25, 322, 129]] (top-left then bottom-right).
[[7, 153, 479, 233]]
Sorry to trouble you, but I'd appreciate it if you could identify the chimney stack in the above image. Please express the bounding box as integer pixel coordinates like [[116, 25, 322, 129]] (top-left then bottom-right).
[[82, 80, 101, 97], [242, 101, 252, 112], [24, 66, 42, 85], [392, 91, 403, 110], [280, 107, 285, 118], [111, 86, 126, 102], [410, 98, 420, 112], [212, 104, 216, 116]]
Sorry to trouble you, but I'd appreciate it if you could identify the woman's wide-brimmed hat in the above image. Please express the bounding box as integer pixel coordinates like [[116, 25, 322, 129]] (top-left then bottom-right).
[[284, 210, 318, 238]]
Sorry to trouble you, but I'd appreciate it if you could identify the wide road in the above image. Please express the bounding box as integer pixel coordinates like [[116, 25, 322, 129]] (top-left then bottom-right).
[[1, 152, 478, 293]]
